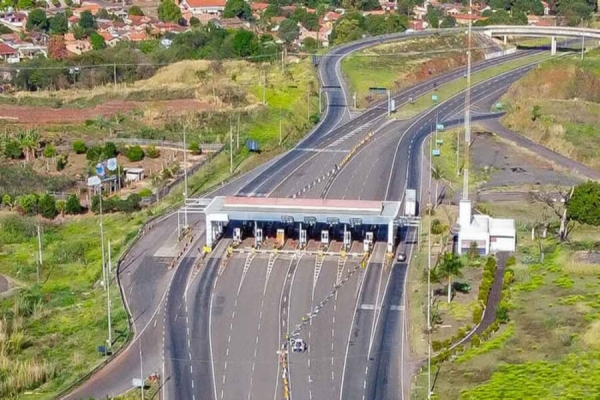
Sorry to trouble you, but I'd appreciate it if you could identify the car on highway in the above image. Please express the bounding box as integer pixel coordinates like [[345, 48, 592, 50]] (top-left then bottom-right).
[[397, 252, 407, 262], [291, 338, 307, 353]]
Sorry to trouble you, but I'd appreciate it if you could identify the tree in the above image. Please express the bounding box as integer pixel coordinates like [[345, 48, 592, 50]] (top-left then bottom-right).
[[531, 104, 542, 121], [129, 5, 144, 16], [79, 10, 97, 31], [56, 200, 66, 216], [158, 0, 182, 23], [278, 18, 300, 44], [2, 194, 12, 209], [529, 187, 575, 241], [90, 32, 106, 50], [126, 145, 144, 161], [231, 30, 259, 57], [95, 8, 111, 20], [303, 37, 318, 51], [223, 0, 252, 19], [48, 35, 68, 59], [43, 144, 56, 158], [440, 15, 456, 28], [426, 7, 442, 28], [190, 16, 200, 26], [49, 12, 68, 34], [4, 139, 22, 159], [146, 145, 160, 158], [103, 142, 118, 158], [72, 140, 87, 154], [26, 9, 48, 32], [16, 194, 38, 215], [38, 194, 58, 219], [17, 129, 40, 162], [567, 181, 600, 226], [396, 0, 415, 16], [331, 17, 363, 45], [17, 0, 33, 9], [438, 253, 464, 303], [188, 141, 201, 155], [65, 194, 82, 214], [431, 164, 445, 208]]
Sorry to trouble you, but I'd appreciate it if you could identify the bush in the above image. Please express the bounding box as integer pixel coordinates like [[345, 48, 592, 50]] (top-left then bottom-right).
[[72, 140, 87, 154], [38, 194, 58, 220], [103, 142, 118, 158], [2, 194, 12, 208], [188, 141, 201, 155], [56, 154, 68, 171], [126, 145, 144, 162], [503, 269, 515, 287], [470, 333, 481, 347], [432, 340, 443, 352], [43, 144, 56, 158], [146, 145, 160, 159], [65, 194, 82, 214], [15, 194, 38, 215], [4, 139, 23, 159], [138, 188, 152, 198], [86, 145, 104, 162], [431, 219, 444, 235], [472, 305, 483, 324], [496, 302, 510, 324]]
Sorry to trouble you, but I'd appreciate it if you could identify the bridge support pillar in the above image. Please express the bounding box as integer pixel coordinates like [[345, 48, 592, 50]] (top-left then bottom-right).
[[387, 221, 394, 254], [206, 216, 214, 248], [551, 36, 557, 55]]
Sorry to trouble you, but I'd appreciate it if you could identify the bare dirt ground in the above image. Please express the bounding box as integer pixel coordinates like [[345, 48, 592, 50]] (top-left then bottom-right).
[[0, 99, 210, 125]]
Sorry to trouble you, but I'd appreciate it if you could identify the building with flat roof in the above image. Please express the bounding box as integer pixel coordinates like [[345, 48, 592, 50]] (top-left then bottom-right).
[[457, 199, 516, 255]]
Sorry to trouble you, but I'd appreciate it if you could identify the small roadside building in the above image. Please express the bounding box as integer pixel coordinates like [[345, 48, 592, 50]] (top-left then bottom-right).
[[124, 167, 145, 182], [457, 199, 516, 255]]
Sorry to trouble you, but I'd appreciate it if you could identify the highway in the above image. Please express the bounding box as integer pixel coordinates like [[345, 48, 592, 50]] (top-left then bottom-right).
[[63, 29, 572, 400]]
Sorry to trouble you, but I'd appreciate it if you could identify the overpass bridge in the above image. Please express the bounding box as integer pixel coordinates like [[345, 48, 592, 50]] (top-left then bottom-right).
[[483, 25, 600, 55]]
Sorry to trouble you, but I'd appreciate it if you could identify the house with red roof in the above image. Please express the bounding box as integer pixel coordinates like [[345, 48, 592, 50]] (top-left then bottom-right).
[[0, 42, 18, 63], [179, 0, 226, 16]]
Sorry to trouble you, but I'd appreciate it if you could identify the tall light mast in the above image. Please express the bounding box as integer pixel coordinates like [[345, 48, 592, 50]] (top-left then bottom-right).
[[462, 0, 473, 200]]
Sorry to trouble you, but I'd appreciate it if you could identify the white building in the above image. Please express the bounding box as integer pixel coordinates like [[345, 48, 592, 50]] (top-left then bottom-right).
[[457, 199, 516, 255]]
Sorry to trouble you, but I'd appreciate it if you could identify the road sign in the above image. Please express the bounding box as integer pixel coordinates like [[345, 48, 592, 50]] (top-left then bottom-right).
[[436, 123, 444, 131], [390, 99, 396, 110], [246, 140, 259, 152], [106, 158, 117, 171], [349, 218, 362, 227], [281, 215, 295, 224], [495, 102, 503, 109], [95, 163, 105, 177], [327, 217, 339, 225], [432, 149, 441, 157], [369, 87, 387, 95], [87, 176, 101, 186], [436, 139, 444, 145], [431, 94, 438, 102], [304, 216, 317, 225]]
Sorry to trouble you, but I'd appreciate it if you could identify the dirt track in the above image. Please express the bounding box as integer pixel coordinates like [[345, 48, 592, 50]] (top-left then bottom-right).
[[0, 99, 209, 124]]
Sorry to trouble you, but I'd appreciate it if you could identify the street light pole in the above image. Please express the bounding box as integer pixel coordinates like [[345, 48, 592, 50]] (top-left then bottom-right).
[[230, 122, 234, 173], [427, 136, 433, 400], [98, 184, 107, 292], [139, 339, 145, 400], [36, 225, 42, 285], [183, 125, 188, 229], [107, 240, 112, 349]]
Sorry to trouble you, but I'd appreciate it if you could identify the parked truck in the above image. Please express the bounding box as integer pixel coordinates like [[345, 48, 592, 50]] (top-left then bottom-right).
[[405, 189, 417, 216]]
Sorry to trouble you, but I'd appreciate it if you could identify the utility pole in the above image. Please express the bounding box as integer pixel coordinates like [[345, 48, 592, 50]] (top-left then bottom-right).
[[139, 340, 145, 400], [107, 240, 112, 349], [262, 70, 266, 105], [462, 0, 473, 200], [98, 184, 107, 292], [307, 84, 310, 121], [580, 19, 585, 60], [427, 135, 433, 400], [237, 113, 240, 149], [230, 122, 233, 173], [113, 63, 117, 88], [182, 124, 188, 229], [318, 88, 322, 114], [279, 109, 283, 147], [36, 225, 42, 285], [387, 89, 391, 116], [353, 91, 357, 109]]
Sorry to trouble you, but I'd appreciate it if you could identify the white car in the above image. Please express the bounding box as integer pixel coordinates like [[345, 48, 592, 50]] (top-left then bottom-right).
[[291, 338, 307, 353], [397, 252, 407, 262]]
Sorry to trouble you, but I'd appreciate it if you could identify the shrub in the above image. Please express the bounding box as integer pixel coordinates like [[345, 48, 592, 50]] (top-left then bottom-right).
[[86, 145, 103, 162], [4, 139, 22, 159], [432, 340, 443, 352], [2, 194, 12, 208], [126, 145, 144, 162], [65, 194, 82, 214], [103, 142, 118, 158], [16, 194, 38, 215], [431, 219, 445, 235], [470, 333, 481, 347], [496, 302, 510, 324], [146, 145, 160, 158], [43, 144, 56, 158], [56, 153, 68, 171], [503, 269, 515, 287], [473, 305, 483, 324], [506, 255, 516, 267], [138, 188, 152, 198], [188, 141, 201, 155], [56, 200, 66, 215], [38, 194, 58, 219], [72, 140, 87, 154]]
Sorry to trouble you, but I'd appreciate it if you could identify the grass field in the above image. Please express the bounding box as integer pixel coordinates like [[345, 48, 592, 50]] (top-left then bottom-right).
[[500, 49, 600, 170], [411, 200, 600, 400], [340, 34, 480, 108], [393, 52, 552, 119], [0, 212, 145, 398]]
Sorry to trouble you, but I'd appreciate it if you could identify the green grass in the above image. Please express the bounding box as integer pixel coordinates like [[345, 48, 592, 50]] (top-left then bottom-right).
[[393, 52, 552, 119], [0, 212, 145, 398], [0, 164, 76, 198], [411, 200, 600, 400], [341, 35, 473, 108]]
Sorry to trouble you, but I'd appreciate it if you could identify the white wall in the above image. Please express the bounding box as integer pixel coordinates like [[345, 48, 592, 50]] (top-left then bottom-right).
[[490, 236, 515, 253]]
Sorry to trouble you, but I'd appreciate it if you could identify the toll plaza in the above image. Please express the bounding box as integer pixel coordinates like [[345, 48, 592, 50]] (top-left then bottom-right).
[[203, 196, 402, 255]]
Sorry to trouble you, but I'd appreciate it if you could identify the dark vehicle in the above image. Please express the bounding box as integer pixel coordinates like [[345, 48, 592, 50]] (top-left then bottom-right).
[[292, 338, 307, 353], [452, 282, 471, 294]]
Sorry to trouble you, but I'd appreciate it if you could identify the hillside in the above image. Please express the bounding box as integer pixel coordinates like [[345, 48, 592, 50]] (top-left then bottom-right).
[[500, 49, 600, 170]]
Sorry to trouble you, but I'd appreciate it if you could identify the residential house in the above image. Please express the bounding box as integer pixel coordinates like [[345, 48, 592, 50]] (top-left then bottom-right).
[[0, 42, 18, 63], [68, 15, 80, 28], [213, 17, 251, 30], [454, 13, 486, 24], [381, 2, 397, 11], [412, 4, 428, 19], [124, 31, 148, 41], [541, 0, 550, 15], [362, 9, 387, 16], [438, 3, 461, 16], [65, 37, 90, 55], [0, 12, 26, 28], [73, 3, 102, 17], [408, 19, 425, 30], [526, 14, 539, 25], [179, 0, 226, 16], [322, 11, 341, 23]]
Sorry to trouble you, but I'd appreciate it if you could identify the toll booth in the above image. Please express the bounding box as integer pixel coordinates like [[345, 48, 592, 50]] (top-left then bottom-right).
[[276, 229, 285, 247], [343, 231, 351, 251], [255, 228, 263, 247], [321, 230, 330, 245], [364, 231, 373, 252], [299, 229, 307, 248], [233, 227, 241, 243]]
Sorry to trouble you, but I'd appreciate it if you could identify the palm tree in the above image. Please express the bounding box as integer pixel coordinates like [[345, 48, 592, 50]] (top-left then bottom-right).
[[17, 129, 40, 162], [431, 163, 445, 208], [438, 252, 464, 303]]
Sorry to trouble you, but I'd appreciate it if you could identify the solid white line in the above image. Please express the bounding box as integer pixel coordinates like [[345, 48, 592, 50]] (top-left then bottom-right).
[[339, 251, 373, 400], [367, 252, 386, 358]]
